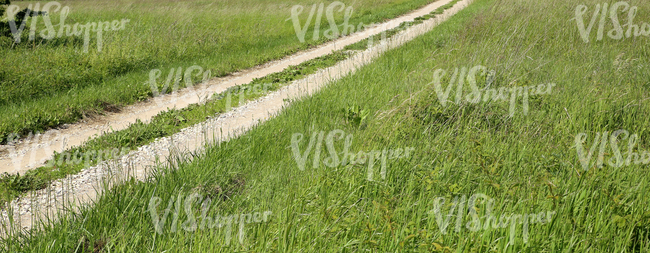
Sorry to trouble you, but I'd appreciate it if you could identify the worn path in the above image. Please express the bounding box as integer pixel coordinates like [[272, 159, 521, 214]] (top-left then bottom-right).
[[0, 0, 473, 236]]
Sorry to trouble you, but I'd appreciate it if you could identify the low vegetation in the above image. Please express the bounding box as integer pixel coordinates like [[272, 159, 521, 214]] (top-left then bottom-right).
[[3, 0, 650, 251]]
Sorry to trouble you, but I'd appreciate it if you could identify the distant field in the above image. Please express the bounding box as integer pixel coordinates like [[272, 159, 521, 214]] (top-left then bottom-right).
[[0, 0, 436, 143], [6, 0, 650, 251]]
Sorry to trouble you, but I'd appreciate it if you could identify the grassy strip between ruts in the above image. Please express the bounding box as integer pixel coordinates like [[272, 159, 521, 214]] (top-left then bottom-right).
[[0, 1, 460, 207]]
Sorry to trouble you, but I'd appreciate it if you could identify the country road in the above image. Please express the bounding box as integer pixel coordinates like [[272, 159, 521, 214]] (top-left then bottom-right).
[[0, 0, 471, 237]]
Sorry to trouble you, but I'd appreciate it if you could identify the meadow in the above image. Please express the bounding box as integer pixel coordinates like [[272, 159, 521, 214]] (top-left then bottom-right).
[[3, 0, 650, 252]]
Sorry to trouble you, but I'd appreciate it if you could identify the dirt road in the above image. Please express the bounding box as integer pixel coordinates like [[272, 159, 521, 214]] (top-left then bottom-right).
[[0, 0, 472, 236]]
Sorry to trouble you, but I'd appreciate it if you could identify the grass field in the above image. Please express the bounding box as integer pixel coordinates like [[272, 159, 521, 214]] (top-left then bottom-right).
[[0, 0, 437, 144], [4, 0, 650, 251]]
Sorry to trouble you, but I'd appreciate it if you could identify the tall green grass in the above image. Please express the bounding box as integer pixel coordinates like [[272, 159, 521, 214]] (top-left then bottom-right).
[[0, 0, 437, 143], [3, 0, 650, 251]]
